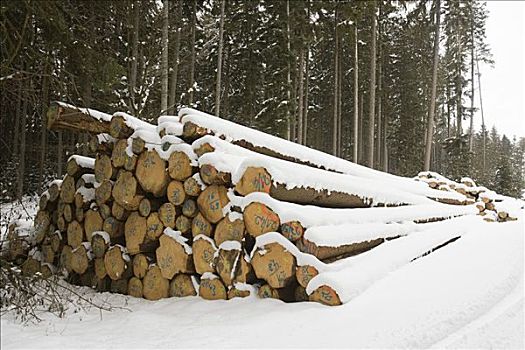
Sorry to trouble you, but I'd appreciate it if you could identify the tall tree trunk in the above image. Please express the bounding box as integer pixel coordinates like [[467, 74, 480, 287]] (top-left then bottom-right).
[[215, 0, 226, 117], [332, 6, 339, 156], [337, 33, 343, 157], [446, 85, 451, 138], [12, 81, 22, 159], [382, 98, 388, 172], [303, 45, 310, 145], [286, 0, 291, 141], [367, 1, 377, 168], [168, 2, 182, 114], [39, 59, 51, 191], [160, 0, 169, 115], [130, 1, 139, 115], [57, 131, 63, 177], [359, 93, 364, 163], [188, 0, 197, 106], [222, 45, 231, 117], [297, 47, 305, 145], [476, 58, 486, 171], [376, 56, 382, 168], [424, 0, 441, 171], [353, 25, 359, 163], [468, 14, 475, 152], [17, 82, 28, 199]]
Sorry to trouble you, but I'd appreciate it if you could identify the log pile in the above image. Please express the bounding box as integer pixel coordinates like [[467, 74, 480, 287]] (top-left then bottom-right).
[[3, 102, 518, 307], [415, 172, 519, 222]]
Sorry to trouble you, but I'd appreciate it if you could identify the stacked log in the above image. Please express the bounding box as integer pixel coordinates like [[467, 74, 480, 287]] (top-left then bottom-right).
[[7, 103, 516, 308]]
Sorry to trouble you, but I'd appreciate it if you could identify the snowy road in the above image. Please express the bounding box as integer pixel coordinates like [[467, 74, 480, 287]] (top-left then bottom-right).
[[2, 215, 523, 349]]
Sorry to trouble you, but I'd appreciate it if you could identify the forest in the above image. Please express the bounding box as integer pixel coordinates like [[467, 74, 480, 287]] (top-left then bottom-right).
[[1, 0, 524, 202]]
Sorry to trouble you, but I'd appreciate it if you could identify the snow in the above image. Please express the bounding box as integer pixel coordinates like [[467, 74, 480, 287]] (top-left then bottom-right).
[[158, 142, 198, 165], [67, 155, 95, 168], [252, 232, 328, 272], [112, 111, 156, 133], [306, 215, 482, 302], [196, 136, 433, 206], [56, 101, 112, 123], [163, 228, 192, 254], [217, 240, 242, 251], [193, 234, 217, 250], [304, 221, 417, 248], [228, 191, 478, 228], [92, 231, 110, 244], [2, 211, 522, 349], [80, 174, 96, 185], [75, 187, 95, 202], [201, 272, 219, 280], [180, 109, 467, 203]]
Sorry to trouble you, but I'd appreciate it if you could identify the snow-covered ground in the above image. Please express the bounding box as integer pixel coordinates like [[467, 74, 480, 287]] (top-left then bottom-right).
[[1, 199, 523, 349]]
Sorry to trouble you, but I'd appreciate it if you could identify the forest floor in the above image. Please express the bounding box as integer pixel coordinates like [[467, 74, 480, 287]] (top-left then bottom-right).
[[1, 197, 523, 349]]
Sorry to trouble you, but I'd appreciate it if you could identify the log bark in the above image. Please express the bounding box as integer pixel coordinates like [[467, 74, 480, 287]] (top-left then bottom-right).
[[111, 139, 128, 168], [66, 156, 95, 178], [169, 274, 197, 297], [197, 185, 229, 224], [295, 265, 319, 288], [47, 102, 110, 134], [199, 275, 227, 300], [94, 257, 107, 279], [142, 265, 169, 300], [95, 180, 112, 206], [200, 164, 231, 186], [236, 166, 368, 208], [146, 212, 164, 239], [184, 176, 203, 197], [127, 277, 143, 298], [182, 198, 198, 218], [112, 171, 142, 211], [308, 285, 341, 306], [103, 217, 124, 239], [168, 151, 194, 181], [167, 180, 186, 206], [34, 210, 51, 244], [251, 242, 296, 288], [280, 221, 304, 242], [191, 212, 214, 238], [60, 175, 76, 204], [214, 215, 245, 246], [60, 245, 74, 273], [156, 233, 194, 279], [159, 203, 177, 229], [91, 233, 109, 259], [243, 202, 280, 238], [104, 246, 130, 280], [71, 244, 91, 274], [133, 253, 149, 279], [175, 215, 192, 234], [297, 237, 385, 261], [124, 212, 147, 255], [192, 236, 217, 274], [216, 245, 241, 286], [67, 220, 84, 248], [95, 154, 113, 182], [136, 150, 169, 197], [84, 209, 103, 241]]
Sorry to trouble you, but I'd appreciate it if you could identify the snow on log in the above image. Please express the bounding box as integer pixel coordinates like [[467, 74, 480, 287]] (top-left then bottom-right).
[[47, 102, 112, 134], [179, 109, 468, 205], [66, 155, 95, 178]]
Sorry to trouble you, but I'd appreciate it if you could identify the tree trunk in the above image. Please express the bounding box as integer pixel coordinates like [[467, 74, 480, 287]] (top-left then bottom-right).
[[367, 1, 377, 168], [130, 1, 139, 115], [353, 25, 359, 163], [160, 0, 169, 115], [39, 59, 51, 191], [215, 0, 226, 116], [286, 0, 291, 141], [476, 58, 486, 171], [332, 6, 339, 156], [424, 0, 441, 171], [17, 83, 28, 199], [297, 47, 305, 145], [168, 2, 182, 114], [303, 45, 310, 145], [468, 14, 475, 152], [188, 0, 197, 106]]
